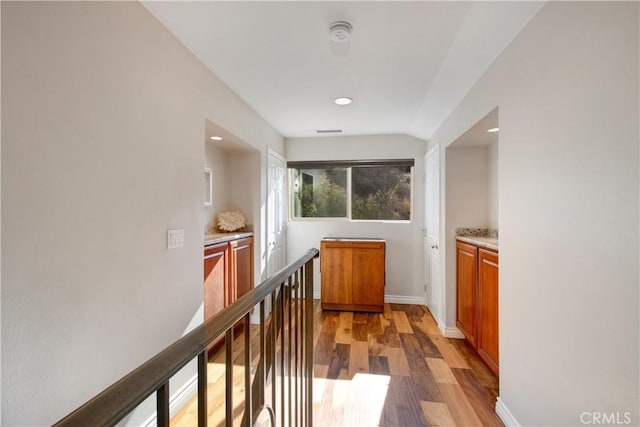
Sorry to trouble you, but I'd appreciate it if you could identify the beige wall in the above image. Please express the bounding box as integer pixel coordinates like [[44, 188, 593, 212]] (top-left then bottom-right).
[[286, 134, 427, 301], [431, 2, 638, 424], [1, 2, 283, 425], [0, 3, 3, 421], [444, 146, 489, 326], [488, 142, 499, 230], [204, 143, 229, 232]]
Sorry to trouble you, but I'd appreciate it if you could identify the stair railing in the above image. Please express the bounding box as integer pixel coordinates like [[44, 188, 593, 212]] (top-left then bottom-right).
[[54, 248, 319, 427]]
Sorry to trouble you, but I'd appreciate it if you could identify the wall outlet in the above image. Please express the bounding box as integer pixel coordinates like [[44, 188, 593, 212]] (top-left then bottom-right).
[[167, 228, 185, 249]]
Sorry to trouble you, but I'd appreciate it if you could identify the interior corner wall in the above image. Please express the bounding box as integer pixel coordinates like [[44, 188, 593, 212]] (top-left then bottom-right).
[[0, 3, 3, 421], [487, 143, 499, 230], [285, 134, 427, 302], [204, 143, 230, 232], [444, 147, 489, 326], [1, 2, 283, 425], [226, 151, 264, 285], [431, 2, 639, 425]]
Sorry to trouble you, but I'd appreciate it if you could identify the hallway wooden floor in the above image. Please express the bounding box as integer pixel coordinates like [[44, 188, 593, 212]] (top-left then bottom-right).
[[172, 301, 501, 427], [313, 302, 502, 427]]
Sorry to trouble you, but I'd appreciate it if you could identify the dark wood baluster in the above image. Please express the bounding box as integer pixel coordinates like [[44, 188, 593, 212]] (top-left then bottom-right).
[[225, 329, 233, 427], [244, 313, 252, 427], [260, 300, 266, 415], [271, 291, 277, 424], [299, 268, 304, 427], [198, 351, 208, 427], [287, 277, 293, 427], [157, 382, 169, 427], [294, 270, 299, 427], [280, 283, 286, 427], [304, 260, 314, 426], [298, 268, 304, 427]]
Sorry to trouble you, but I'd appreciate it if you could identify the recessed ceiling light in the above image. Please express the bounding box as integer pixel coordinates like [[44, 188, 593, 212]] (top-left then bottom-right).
[[210, 136, 223, 141], [334, 97, 352, 106], [487, 128, 499, 133]]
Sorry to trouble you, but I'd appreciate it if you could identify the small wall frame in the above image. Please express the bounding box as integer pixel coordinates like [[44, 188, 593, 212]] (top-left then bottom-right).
[[204, 167, 213, 207]]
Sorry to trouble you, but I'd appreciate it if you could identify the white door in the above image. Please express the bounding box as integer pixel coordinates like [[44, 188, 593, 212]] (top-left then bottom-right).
[[424, 146, 441, 324], [267, 149, 287, 278]]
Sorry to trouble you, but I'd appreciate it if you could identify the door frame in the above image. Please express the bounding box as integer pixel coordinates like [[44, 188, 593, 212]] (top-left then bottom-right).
[[266, 147, 287, 279], [424, 145, 441, 323]]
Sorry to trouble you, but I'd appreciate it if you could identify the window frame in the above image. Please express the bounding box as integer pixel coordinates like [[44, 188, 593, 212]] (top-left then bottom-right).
[[288, 159, 414, 223]]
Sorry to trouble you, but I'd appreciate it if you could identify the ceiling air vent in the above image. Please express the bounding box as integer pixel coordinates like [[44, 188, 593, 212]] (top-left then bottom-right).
[[316, 129, 343, 134]]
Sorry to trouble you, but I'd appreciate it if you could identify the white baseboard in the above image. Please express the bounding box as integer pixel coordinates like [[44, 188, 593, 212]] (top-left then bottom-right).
[[384, 295, 424, 305], [311, 292, 424, 306], [441, 324, 465, 339], [495, 397, 520, 427], [141, 374, 199, 427]]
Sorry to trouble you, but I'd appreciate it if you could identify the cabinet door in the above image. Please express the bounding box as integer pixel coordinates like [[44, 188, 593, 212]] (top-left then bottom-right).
[[456, 241, 478, 348], [478, 248, 499, 376], [229, 237, 254, 302], [320, 242, 353, 305], [204, 242, 228, 321], [351, 243, 385, 311]]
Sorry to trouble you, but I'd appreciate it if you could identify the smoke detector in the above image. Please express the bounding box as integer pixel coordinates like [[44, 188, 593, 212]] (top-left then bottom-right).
[[329, 21, 352, 42]]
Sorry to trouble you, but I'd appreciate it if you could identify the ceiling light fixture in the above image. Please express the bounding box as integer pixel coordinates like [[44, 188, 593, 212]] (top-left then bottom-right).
[[334, 97, 352, 106], [487, 128, 499, 133], [210, 136, 223, 141], [316, 129, 343, 134], [329, 21, 352, 42]]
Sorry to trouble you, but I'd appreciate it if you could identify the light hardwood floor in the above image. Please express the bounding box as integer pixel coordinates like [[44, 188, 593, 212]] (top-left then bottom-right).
[[312, 302, 502, 427], [172, 301, 502, 427]]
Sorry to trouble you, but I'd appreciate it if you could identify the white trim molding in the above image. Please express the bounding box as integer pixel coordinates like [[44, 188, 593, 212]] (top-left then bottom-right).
[[312, 292, 426, 306], [384, 295, 425, 305], [438, 322, 465, 339], [495, 397, 521, 427], [443, 327, 465, 339], [142, 374, 199, 427]]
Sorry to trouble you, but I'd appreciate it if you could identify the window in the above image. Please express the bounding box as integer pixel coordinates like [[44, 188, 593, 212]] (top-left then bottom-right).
[[289, 159, 413, 221]]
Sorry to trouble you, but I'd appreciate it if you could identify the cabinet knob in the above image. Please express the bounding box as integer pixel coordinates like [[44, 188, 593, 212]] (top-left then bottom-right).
[[431, 244, 439, 249]]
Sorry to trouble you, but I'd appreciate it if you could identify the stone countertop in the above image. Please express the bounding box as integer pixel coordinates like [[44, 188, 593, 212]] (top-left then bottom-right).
[[204, 231, 254, 246], [322, 237, 386, 242], [455, 235, 499, 251]]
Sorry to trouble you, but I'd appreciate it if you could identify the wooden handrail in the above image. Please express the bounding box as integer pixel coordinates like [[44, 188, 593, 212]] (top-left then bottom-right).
[[54, 248, 319, 427]]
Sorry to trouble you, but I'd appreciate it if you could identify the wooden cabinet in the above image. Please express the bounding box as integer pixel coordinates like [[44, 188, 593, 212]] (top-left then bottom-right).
[[204, 242, 229, 319], [229, 237, 254, 302], [477, 248, 499, 375], [204, 235, 254, 350], [456, 241, 478, 347], [456, 240, 499, 376], [320, 239, 385, 313]]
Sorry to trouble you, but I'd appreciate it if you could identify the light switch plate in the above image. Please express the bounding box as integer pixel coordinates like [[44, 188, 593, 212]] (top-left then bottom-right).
[[167, 228, 185, 249]]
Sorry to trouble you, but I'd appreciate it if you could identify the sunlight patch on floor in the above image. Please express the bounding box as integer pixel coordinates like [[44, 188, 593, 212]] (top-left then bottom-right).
[[314, 372, 390, 427]]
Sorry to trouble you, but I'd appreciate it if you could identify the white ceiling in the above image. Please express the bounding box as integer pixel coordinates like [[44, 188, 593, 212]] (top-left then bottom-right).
[[142, 1, 544, 141], [205, 119, 258, 153], [450, 107, 499, 147]]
